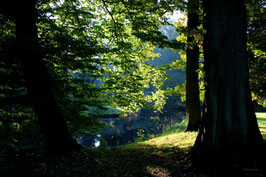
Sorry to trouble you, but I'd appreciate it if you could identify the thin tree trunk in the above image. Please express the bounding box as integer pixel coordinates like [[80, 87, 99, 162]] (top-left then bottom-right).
[[185, 0, 201, 132], [192, 0, 265, 166], [14, 0, 81, 156]]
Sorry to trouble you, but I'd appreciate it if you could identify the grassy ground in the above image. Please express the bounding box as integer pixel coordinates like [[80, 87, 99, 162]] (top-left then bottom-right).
[[1, 113, 265, 177], [256, 112, 266, 140], [0, 141, 196, 177]]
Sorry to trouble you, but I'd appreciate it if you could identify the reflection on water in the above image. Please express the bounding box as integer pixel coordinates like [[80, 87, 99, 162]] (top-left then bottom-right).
[[95, 135, 101, 147]]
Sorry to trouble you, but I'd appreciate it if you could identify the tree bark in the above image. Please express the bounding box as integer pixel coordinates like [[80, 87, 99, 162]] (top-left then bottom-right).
[[185, 0, 201, 132], [192, 0, 265, 166], [14, 0, 81, 156]]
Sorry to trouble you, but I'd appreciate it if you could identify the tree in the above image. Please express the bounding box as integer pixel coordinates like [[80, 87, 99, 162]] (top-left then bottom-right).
[[98, 0, 182, 113], [185, 0, 201, 132], [0, 0, 173, 154], [246, 0, 266, 107], [192, 0, 265, 166], [0, 0, 81, 156]]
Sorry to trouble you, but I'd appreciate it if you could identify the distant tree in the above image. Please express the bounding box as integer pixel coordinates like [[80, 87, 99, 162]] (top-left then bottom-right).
[[192, 0, 265, 166], [185, 0, 201, 132], [246, 0, 266, 107]]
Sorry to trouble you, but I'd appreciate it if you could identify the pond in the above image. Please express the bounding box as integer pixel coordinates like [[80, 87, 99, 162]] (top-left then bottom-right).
[[77, 111, 186, 148]]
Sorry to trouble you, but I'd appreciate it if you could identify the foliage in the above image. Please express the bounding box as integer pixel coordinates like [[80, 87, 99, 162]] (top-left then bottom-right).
[[163, 8, 205, 104], [0, 0, 265, 164], [41, 0, 173, 114], [0, 0, 180, 152], [0, 15, 44, 152], [246, 0, 266, 107], [169, 0, 265, 107], [137, 128, 145, 141], [159, 119, 188, 135], [95, 0, 183, 112], [38, 0, 109, 137]]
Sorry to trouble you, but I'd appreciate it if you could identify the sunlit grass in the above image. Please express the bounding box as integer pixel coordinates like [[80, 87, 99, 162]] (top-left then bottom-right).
[[142, 131, 197, 149], [256, 112, 266, 140], [139, 119, 196, 151], [140, 111, 265, 149], [159, 119, 187, 135]]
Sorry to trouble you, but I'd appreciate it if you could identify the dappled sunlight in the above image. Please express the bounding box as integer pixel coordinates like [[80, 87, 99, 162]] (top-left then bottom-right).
[[146, 166, 170, 177], [143, 132, 197, 149], [256, 112, 266, 139], [1, 132, 195, 177], [0, 0, 265, 176]]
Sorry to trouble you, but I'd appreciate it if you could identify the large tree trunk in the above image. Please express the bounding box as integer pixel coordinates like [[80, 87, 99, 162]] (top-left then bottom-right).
[[192, 0, 265, 166], [14, 0, 81, 155], [185, 0, 201, 132]]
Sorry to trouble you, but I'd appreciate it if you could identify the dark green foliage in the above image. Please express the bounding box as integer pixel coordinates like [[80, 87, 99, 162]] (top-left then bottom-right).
[[246, 0, 266, 106], [0, 0, 264, 172], [121, 0, 186, 49], [0, 14, 43, 152], [0, 0, 176, 153], [37, 2, 108, 136]]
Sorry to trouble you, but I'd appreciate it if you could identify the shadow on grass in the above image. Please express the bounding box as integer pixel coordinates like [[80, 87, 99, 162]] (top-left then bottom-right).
[[257, 118, 266, 122], [0, 144, 193, 177]]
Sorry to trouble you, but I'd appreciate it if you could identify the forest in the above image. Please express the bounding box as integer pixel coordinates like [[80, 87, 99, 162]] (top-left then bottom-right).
[[0, 0, 265, 176]]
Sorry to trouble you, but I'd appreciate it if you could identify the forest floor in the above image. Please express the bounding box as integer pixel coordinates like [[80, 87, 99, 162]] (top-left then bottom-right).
[[1, 113, 265, 177]]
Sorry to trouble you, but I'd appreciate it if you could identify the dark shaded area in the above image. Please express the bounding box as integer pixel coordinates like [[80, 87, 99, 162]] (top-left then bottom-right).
[[253, 102, 266, 112], [0, 0, 265, 176], [257, 118, 266, 122], [0, 0, 82, 156], [0, 145, 187, 177], [193, 0, 265, 167], [185, 0, 201, 132], [1, 144, 265, 177]]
